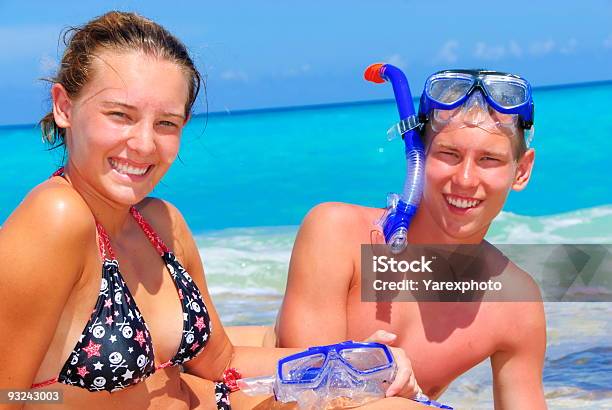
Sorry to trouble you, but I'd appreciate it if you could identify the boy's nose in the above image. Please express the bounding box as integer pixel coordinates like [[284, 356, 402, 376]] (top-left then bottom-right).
[[453, 156, 479, 188]]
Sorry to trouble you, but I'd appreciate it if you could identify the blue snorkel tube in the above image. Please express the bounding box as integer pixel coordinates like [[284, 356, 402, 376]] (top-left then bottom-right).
[[365, 64, 425, 254]]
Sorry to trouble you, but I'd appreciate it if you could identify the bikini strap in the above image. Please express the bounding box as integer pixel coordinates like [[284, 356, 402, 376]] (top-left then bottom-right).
[[130, 206, 170, 256], [51, 167, 65, 177], [49, 167, 115, 261], [95, 222, 116, 261], [49, 168, 165, 259], [31, 376, 59, 389]]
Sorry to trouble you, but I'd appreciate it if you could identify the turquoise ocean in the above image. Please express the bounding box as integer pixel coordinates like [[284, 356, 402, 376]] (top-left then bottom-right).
[[1, 83, 611, 408]]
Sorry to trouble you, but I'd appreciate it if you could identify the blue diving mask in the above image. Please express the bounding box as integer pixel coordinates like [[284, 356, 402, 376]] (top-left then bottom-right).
[[275, 341, 396, 407], [419, 69, 534, 128], [418, 69, 535, 145], [237, 340, 453, 409]]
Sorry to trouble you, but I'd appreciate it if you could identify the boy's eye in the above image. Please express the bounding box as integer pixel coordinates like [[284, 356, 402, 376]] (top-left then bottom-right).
[[159, 120, 178, 128]]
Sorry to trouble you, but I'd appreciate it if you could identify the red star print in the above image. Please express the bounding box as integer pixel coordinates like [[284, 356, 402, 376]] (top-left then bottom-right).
[[76, 366, 89, 377], [105, 316, 114, 325], [104, 299, 112, 308], [194, 316, 206, 332], [133, 330, 147, 347], [82, 340, 102, 358], [178, 289, 183, 300], [189, 341, 200, 352]]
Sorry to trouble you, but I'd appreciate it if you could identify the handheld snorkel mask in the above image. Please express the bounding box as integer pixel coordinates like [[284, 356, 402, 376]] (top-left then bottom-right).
[[237, 341, 454, 409]]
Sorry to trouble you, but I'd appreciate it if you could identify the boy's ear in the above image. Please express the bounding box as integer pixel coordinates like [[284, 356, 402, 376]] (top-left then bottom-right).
[[51, 83, 73, 129], [512, 148, 535, 191]]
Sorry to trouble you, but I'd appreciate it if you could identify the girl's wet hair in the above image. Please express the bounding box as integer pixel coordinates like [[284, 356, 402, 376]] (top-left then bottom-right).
[[40, 11, 202, 148]]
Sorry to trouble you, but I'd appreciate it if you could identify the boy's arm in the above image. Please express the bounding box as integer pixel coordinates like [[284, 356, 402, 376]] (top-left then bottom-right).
[[491, 301, 547, 409], [276, 203, 358, 347]]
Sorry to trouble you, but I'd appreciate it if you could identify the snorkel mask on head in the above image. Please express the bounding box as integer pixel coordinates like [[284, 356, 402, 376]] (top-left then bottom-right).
[[419, 69, 535, 146]]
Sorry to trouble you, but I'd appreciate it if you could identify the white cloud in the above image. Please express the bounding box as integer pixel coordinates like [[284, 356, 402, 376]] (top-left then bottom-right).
[[509, 40, 523, 58], [603, 34, 612, 49], [435, 40, 459, 63], [385, 53, 407, 70], [39, 54, 58, 76], [474, 42, 506, 60], [560, 38, 578, 54], [529, 40, 555, 56], [282, 64, 312, 77], [220, 69, 248, 82]]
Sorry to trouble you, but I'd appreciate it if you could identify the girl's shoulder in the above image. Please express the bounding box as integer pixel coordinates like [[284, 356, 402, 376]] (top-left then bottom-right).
[[22, 177, 96, 233], [1, 178, 97, 271]]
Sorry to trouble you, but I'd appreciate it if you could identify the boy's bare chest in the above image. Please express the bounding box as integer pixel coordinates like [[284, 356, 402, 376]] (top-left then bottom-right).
[[346, 283, 499, 398]]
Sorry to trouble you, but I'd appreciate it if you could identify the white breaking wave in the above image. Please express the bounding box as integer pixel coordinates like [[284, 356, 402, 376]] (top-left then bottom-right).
[[194, 205, 612, 324], [487, 205, 612, 244], [197, 206, 612, 294]]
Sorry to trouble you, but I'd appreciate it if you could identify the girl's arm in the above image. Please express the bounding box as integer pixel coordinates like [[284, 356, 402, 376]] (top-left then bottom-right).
[[160, 201, 299, 380], [0, 184, 93, 394], [168, 201, 418, 398]]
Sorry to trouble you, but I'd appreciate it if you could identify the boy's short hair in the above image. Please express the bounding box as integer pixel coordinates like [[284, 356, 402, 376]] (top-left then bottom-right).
[[420, 122, 528, 160]]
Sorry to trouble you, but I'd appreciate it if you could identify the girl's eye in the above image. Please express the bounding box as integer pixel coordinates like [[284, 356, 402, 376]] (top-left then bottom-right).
[[482, 156, 499, 162], [159, 120, 178, 128], [440, 151, 458, 157], [110, 111, 126, 117]]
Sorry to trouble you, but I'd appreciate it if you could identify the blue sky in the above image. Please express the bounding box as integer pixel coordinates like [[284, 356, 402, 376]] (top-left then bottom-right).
[[1, 0, 611, 125]]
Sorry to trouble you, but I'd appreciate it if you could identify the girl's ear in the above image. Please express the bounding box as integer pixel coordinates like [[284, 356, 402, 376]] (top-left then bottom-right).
[[51, 83, 73, 129]]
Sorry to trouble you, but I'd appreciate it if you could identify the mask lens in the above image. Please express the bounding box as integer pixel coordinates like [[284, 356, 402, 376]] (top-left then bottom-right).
[[339, 347, 391, 372], [489, 108, 518, 126], [483, 77, 528, 108], [427, 76, 473, 105], [281, 353, 326, 382], [433, 107, 460, 122]]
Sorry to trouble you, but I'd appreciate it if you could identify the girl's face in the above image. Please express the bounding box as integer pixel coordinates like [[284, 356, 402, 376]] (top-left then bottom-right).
[[421, 124, 534, 242], [54, 49, 190, 207]]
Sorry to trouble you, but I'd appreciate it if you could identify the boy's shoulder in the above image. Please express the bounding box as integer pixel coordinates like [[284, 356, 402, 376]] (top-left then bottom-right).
[[305, 202, 385, 231]]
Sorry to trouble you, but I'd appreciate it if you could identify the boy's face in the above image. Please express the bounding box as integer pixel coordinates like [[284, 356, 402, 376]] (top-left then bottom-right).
[[421, 124, 534, 241]]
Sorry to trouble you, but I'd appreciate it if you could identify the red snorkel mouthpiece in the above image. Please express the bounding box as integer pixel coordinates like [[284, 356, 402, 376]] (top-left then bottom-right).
[[364, 63, 386, 84]]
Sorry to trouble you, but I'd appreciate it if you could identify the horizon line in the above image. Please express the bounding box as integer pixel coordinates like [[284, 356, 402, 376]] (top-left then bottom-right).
[[2, 78, 611, 130]]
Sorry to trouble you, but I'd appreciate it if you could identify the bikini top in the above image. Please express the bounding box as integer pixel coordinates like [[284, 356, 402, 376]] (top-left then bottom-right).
[[32, 203, 211, 393]]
